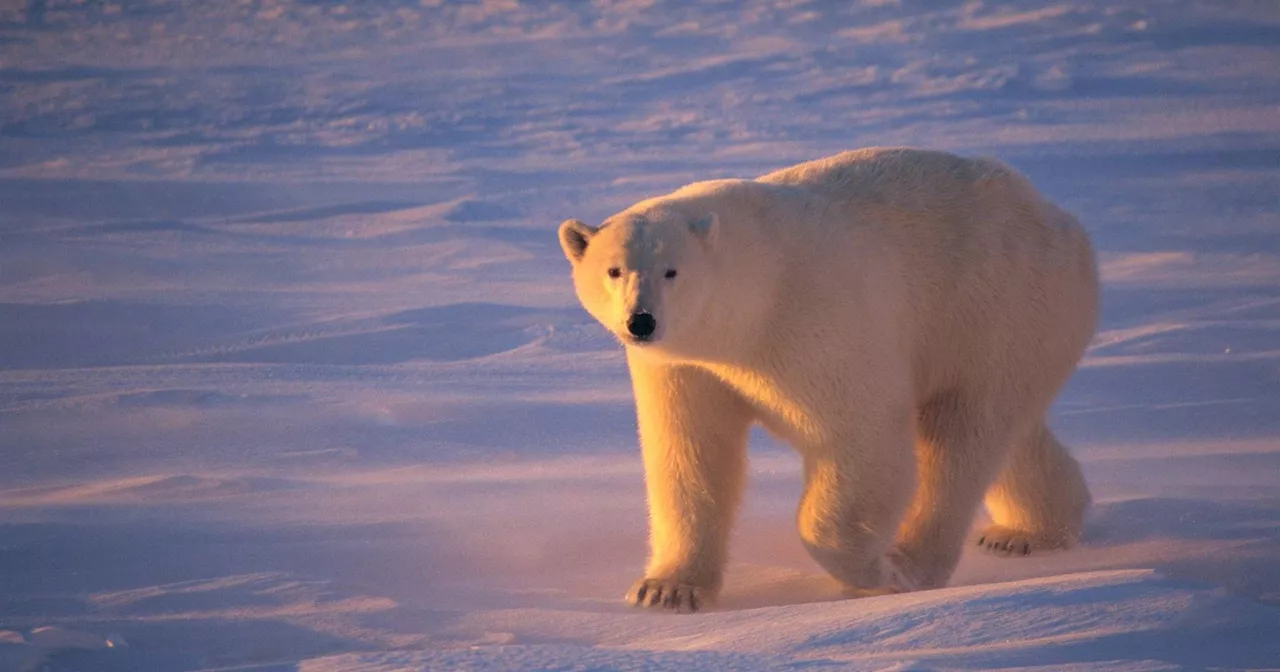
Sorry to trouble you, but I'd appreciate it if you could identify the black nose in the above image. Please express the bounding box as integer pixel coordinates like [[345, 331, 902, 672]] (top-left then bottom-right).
[[627, 312, 657, 340]]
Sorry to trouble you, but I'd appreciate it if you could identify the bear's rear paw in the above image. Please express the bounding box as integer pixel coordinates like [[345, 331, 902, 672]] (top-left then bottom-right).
[[977, 524, 1073, 557], [625, 578, 707, 613]]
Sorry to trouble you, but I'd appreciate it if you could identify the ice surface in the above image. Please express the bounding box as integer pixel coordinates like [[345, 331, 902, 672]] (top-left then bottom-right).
[[1, 1, 1278, 670]]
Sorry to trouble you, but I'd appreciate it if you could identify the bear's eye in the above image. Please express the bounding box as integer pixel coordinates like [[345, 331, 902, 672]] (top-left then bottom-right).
[[664, 269, 678, 279], [607, 267, 622, 279]]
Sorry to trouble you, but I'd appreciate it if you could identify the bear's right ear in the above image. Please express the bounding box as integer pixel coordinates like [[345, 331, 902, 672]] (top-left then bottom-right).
[[558, 219, 598, 263], [689, 212, 719, 246]]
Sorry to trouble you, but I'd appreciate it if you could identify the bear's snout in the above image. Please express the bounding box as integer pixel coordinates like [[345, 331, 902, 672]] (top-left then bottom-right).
[[627, 312, 657, 341]]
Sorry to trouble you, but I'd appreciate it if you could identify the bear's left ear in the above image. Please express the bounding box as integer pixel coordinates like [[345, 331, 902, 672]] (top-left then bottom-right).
[[558, 218, 598, 263], [688, 212, 719, 246]]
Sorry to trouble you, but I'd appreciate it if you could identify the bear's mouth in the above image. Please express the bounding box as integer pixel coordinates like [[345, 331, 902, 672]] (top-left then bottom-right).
[[623, 333, 657, 346]]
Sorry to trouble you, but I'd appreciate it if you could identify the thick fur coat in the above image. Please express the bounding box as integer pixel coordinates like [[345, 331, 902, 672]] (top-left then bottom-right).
[[558, 147, 1098, 612]]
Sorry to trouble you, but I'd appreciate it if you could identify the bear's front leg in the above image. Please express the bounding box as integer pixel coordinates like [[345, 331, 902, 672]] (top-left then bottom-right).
[[796, 405, 919, 595], [625, 356, 754, 613]]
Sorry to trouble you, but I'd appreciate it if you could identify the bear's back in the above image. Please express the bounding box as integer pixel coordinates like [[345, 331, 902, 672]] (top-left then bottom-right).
[[756, 147, 1096, 397], [753, 147, 1085, 270], [757, 147, 1011, 211]]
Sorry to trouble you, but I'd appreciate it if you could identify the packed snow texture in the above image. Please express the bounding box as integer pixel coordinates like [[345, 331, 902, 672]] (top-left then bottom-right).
[[1, 1, 1278, 670]]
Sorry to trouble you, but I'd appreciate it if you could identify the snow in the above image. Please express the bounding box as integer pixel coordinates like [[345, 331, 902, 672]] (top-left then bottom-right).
[[1, 0, 1278, 670]]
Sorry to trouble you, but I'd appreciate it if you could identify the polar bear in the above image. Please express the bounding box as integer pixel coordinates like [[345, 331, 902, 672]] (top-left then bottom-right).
[[558, 147, 1097, 613]]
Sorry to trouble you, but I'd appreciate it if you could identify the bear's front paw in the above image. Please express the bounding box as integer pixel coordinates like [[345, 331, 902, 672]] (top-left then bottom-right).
[[882, 549, 921, 592], [625, 578, 707, 613]]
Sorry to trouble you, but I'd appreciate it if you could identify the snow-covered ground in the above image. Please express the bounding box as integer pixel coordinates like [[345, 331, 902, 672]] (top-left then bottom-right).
[[2, 1, 1278, 670]]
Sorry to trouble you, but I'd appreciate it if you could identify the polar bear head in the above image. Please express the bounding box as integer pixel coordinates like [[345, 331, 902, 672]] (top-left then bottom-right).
[[559, 207, 719, 351]]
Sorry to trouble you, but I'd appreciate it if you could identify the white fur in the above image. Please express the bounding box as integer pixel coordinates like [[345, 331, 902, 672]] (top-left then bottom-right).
[[559, 147, 1098, 612]]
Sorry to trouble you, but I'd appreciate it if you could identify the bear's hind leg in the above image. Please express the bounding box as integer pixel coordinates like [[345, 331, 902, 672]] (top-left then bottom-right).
[[894, 391, 1022, 589], [979, 421, 1090, 556]]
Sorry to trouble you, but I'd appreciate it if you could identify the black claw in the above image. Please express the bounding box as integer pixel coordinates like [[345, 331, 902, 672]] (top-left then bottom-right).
[[977, 536, 985, 546], [648, 586, 663, 607], [634, 584, 647, 604]]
